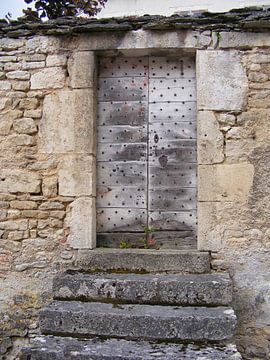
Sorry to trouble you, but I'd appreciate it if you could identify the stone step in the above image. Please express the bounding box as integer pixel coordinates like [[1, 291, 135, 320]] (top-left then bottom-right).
[[20, 336, 242, 359], [40, 301, 237, 342], [75, 249, 210, 273], [53, 272, 232, 306]]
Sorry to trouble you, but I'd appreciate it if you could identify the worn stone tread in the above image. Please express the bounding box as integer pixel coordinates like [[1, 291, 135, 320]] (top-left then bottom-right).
[[20, 336, 242, 359], [53, 272, 232, 306], [75, 249, 210, 273], [40, 301, 236, 341]]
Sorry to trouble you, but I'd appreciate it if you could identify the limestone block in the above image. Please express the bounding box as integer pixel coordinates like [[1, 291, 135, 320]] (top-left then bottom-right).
[[7, 231, 25, 241], [13, 118, 37, 134], [46, 54, 67, 67], [0, 209, 7, 221], [248, 72, 268, 82], [42, 176, 58, 198], [0, 220, 28, 231], [0, 38, 24, 50], [0, 56, 17, 62], [39, 202, 64, 210], [197, 202, 224, 251], [26, 36, 62, 53], [67, 197, 96, 249], [0, 169, 41, 194], [0, 98, 12, 111], [59, 154, 95, 197], [4, 62, 22, 71], [8, 134, 35, 147], [237, 112, 257, 126], [76, 30, 211, 51], [249, 63, 261, 71], [6, 71, 30, 80], [0, 81, 11, 90], [24, 109, 42, 119], [0, 110, 23, 135], [226, 128, 242, 140], [198, 164, 254, 202], [248, 53, 270, 64], [68, 51, 95, 89], [197, 50, 248, 111], [12, 81, 30, 91], [10, 201, 38, 210], [19, 98, 39, 110], [30, 67, 66, 90], [217, 32, 270, 49], [22, 62, 46, 70], [197, 111, 224, 164], [7, 209, 21, 219], [21, 54, 46, 62], [40, 89, 95, 154], [217, 114, 235, 126]]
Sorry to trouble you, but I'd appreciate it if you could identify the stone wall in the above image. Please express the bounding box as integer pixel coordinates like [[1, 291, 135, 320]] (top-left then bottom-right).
[[0, 36, 96, 359], [0, 19, 269, 359], [197, 44, 270, 359]]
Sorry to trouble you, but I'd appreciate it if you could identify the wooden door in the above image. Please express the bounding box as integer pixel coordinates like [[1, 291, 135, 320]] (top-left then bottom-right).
[[96, 56, 197, 249]]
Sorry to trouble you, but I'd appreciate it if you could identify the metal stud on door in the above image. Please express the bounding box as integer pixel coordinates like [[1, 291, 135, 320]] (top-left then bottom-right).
[[97, 56, 197, 249]]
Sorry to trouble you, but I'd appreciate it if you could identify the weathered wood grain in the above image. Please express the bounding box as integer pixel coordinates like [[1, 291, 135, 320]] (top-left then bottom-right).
[[98, 126, 147, 143], [99, 57, 149, 78], [149, 122, 196, 141], [148, 210, 197, 231], [97, 186, 147, 208], [97, 208, 147, 233], [97, 143, 147, 162], [97, 233, 147, 248], [98, 77, 148, 101], [149, 102, 196, 123], [97, 162, 147, 186], [149, 231, 196, 250], [149, 140, 197, 165], [149, 188, 197, 211], [149, 78, 196, 103], [149, 56, 195, 79], [98, 101, 148, 126], [149, 164, 196, 188]]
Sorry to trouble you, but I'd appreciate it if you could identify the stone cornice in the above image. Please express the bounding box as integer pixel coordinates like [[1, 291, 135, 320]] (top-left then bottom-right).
[[1, 6, 270, 38]]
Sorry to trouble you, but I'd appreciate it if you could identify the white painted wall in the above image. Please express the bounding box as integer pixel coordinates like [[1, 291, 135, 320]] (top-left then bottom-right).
[[99, 0, 270, 17]]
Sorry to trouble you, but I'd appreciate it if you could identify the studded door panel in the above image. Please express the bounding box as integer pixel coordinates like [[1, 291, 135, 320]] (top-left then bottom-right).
[[97, 57, 148, 245], [97, 56, 197, 249]]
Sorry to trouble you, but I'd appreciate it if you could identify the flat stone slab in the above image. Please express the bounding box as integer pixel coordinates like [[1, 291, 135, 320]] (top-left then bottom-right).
[[75, 249, 210, 273], [40, 301, 236, 342], [20, 336, 242, 359], [53, 272, 232, 306]]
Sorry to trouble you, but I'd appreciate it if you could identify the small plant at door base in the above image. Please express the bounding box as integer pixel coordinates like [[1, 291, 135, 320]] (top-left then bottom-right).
[[23, 0, 108, 20], [141, 225, 154, 235], [119, 240, 132, 249]]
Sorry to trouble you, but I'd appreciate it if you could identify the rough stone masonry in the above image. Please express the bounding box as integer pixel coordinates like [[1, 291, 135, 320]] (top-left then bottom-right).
[[0, 6, 269, 360]]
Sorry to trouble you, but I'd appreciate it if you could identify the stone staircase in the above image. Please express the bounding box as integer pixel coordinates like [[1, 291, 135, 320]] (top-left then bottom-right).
[[20, 249, 242, 359]]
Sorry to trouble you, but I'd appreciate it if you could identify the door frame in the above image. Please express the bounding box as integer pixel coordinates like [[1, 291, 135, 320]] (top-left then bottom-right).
[[64, 30, 231, 251]]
